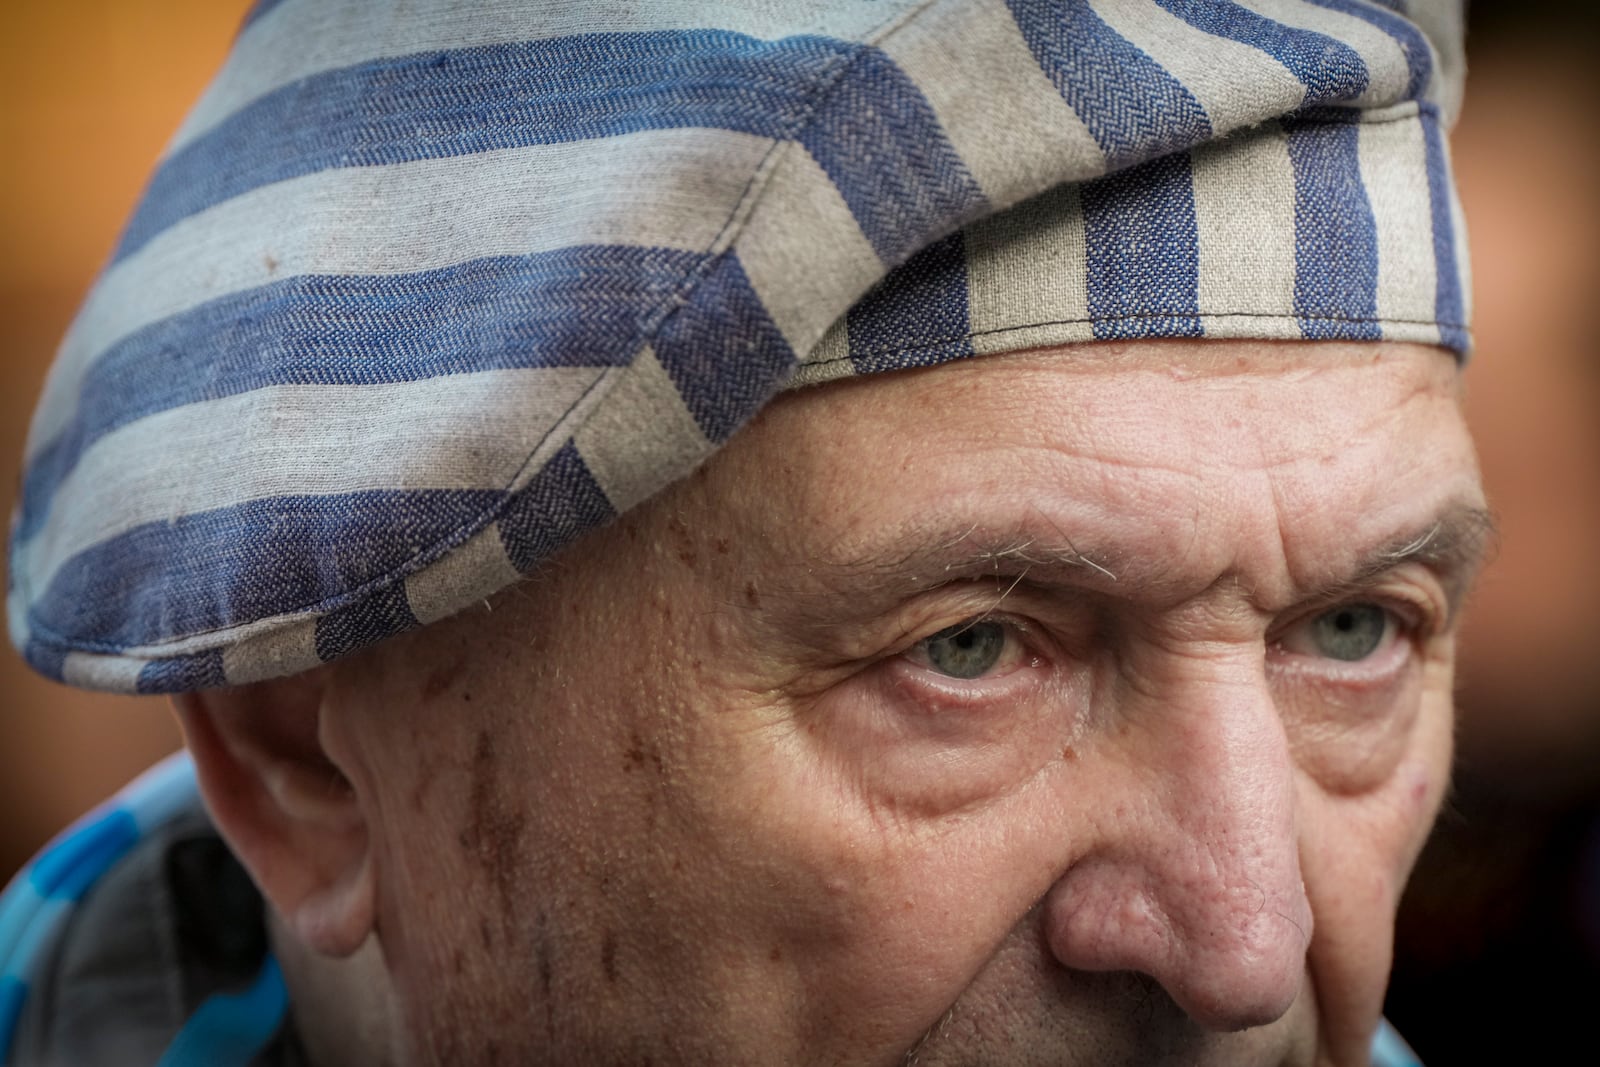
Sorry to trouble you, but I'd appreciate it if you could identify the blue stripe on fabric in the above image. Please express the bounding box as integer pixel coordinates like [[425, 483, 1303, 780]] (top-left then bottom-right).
[[113, 31, 857, 262], [137, 650, 227, 694], [27, 810, 139, 901], [1283, 118, 1380, 340], [0, 976, 24, 1064], [315, 582, 418, 663], [796, 47, 987, 265], [1153, 0, 1369, 106], [1370, 1018, 1423, 1067], [155, 954, 288, 1067], [20, 640, 66, 686], [1304, 0, 1431, 101], [1082, 152, 1203, 340], [17, 245, 708, 546], [651, 254, 796, 444], [1004, 0, 1212, 169], [29, 490, 502, 651], [1420, 111, 1466, 353], [846, 232, 973, 374], [498, 442, 615, 574]]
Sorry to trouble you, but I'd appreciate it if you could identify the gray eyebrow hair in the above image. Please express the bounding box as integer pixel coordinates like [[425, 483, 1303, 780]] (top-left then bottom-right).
[[814, 521, 1119, 595], [802, 501, 1497, 614], [923, 519, 1119, 581], [1320, 502, 1499, 618]]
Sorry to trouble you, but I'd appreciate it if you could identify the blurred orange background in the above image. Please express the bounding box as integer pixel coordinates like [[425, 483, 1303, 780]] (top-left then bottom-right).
[[1, 2, 254, 880]]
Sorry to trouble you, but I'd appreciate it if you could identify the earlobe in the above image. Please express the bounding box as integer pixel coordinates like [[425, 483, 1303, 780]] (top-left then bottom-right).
[[173, 674, 375, 959]]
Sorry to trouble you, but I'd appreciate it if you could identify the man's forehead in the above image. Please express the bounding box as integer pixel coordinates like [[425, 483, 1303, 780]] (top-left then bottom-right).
[[702, 340, 1486, 622]]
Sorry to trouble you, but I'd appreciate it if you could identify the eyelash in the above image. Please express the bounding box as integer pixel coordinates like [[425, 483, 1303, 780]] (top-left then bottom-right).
[[1266, 592, 1438, 681]]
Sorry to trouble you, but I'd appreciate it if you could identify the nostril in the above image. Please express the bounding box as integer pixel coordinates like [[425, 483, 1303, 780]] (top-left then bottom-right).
[[1044, 864, 1312, 1033]]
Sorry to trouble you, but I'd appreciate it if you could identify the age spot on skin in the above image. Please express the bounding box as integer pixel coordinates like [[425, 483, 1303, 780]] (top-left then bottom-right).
[[419, 654, 467, 701], [459, 729, 528, 928], [602, 931, 619, 984]]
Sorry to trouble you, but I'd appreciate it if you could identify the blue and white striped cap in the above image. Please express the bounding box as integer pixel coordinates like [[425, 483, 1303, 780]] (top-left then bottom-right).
[[7, 0, 1470, 694]]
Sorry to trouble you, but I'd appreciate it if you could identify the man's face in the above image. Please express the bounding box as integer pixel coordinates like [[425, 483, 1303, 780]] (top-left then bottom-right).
[[330, 341, 1484, 1065]]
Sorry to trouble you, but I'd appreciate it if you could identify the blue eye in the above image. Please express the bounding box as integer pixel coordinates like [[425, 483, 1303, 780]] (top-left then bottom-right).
[[1307, 604, 1390, 662], [919, 620, 1009, 679]]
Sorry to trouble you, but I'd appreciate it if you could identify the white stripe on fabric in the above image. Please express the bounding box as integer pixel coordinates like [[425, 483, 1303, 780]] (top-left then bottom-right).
[[1358, 113, 1438, 336], [60, 653, 146, 693], [1232, 0, 1411, 108], [966, 183, 1093, 354], [735, 142, 883, 354], [123, 755, 202, 836], [1088, 0, 1307, 132], [27, 128, 773, 463], [1191, 124, 1297, 324], [876, 0, 1104, 203], [5, 581, 29, 653], [794, 315, 852, 373], [171, 0, 917, 155], [404, 523, 524, 627], [220, 618, 322, 687], [574, 346, 714, 514], [22, 368, 606, 598], [1404, 0, 1464, 119]]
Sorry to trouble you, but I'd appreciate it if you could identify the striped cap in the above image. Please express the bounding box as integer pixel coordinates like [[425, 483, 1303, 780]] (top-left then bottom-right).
[[8, 0, 1470, 694]]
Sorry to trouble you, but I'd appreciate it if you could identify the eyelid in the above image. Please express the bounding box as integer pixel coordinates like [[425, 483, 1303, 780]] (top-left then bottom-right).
[[1273, 567, 1449, 643]]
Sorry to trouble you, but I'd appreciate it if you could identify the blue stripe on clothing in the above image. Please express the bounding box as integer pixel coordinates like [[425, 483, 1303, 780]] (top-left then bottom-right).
[[651, 254, 796, 444], [1082, 152, 1203, 340], [1420, 112, 1466, 352], [0, 977, 24, 1065], [1371, 1017, 1424, 1066], [1153, 0, 1369, 106], [17, 245, 708, 545], [797, 47, 987, 265], [155, 955, 288, 1067], [1284, 117, 1380, 340], [29, 490, 503, 651], [19, 641, 66, 687], [1004, 0, 1212, 168], [28, 811, 139, 901], [846, 232, 973, 374], [1, 757, 203, 1065], [1304, 0, 1431, 101], [137, 651, 228, 695], [315, 582, 419, 662], [114, 31, 858, 263], [498, 442, 615, 574]]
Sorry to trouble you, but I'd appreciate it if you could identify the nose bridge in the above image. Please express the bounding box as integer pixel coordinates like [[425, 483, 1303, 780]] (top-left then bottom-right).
[[1044, 649, 1313, 1031]]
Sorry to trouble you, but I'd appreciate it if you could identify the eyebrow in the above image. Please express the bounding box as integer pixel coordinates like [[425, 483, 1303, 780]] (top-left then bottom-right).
[[1314, 502, 1498, 620], [799, 501, 1498, 619]]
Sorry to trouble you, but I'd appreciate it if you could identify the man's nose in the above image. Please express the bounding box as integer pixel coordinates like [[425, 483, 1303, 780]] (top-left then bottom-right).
[[1042, 656, 1313, 1031]]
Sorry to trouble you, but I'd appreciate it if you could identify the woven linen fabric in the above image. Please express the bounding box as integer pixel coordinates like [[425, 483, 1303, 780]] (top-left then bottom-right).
[[7, 0, 1470, 694]]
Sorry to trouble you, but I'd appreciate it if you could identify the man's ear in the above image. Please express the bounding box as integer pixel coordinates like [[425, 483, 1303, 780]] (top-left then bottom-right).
[[173, 672, 374, 959]]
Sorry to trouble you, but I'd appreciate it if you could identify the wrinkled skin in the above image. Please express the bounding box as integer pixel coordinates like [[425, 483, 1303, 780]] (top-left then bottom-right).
[[233, 341, 1489, 1065]]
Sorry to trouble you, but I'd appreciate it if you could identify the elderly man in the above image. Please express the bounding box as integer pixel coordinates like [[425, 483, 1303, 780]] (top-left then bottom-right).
[[2, 1, 1487, 1064]]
